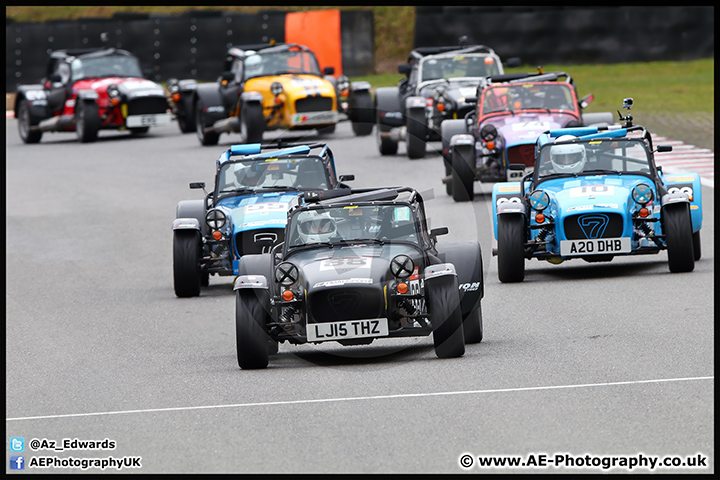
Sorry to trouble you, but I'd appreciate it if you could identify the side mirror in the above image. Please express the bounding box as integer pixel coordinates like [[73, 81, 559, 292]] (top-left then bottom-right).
[[505, 57, 522, 68], [398, 63, 411, 76], [430, 227, 449, 241], [189, 182, 205, 189], [579, 94, 594, 109], [48, 73, 62, 83], [219, 71, 234, 83], [323, 66, 335, 76], [339, 174, 354, 182], [656, 145, 673, 153], [508, 164, 525, 171], [143, 68, 153, 79]]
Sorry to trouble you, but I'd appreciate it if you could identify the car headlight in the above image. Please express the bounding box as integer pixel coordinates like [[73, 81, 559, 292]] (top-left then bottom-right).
[[271, 82, 283, 96], [205, 209, 227, 230], [275, 262, 299, 286], [390, 254, 414, 279], [480, 124, 497, 142], [528, 190, 550, 211], [631, 183, 654, 205], [336, 75, 350, 93]]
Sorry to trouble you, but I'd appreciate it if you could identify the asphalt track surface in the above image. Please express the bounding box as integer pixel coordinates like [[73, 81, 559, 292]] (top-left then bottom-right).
[[5, 119, 714, 474]]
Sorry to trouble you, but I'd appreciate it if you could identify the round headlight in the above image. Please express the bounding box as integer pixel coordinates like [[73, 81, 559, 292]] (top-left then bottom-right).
[[271, 82, 283, 96], [107, 84, 120, 99], [205, 209, 227, 230], [275, 262, 299, 286], [528, 190, 550, 211], [631, 183, 654, 205], [390, 255, 414, 279], [336, 75, 350, 92], [480, 124, 497, 142]]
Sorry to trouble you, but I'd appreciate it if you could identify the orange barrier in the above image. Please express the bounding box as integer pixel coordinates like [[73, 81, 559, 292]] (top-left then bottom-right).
[[285, 9, 342, 76]]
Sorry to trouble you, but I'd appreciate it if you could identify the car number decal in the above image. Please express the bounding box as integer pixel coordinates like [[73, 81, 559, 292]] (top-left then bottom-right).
[[569, 185, 615, 197], [319, 257, 371, 271]]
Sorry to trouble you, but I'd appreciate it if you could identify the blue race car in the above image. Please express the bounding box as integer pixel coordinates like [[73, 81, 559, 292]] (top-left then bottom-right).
[[172, 142, 353, 297], [491, 98, 702, 282]]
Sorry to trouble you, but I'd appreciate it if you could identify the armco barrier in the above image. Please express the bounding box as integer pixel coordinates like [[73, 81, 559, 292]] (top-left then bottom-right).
[[414, 6, 713, 65], [5, 9, 374, 91]]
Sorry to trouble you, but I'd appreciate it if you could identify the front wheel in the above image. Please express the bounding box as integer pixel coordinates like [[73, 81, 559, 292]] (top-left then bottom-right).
[[236, 290, 270, 369], [350, 91, 374, 136], [692, 230, 701, 261], [426, 275, 465, 358], [664, 204, 695, 272], [462, 306, 483, 344], [497, 214, 526, 283], [76, 101, 99, 143], [17, 99, 43, 144], [451, 145, 475, 202], [405, 107, 427, 159], [240, 102, 265, 144], [195, 99, 220, 146], [177, 96, 197, 133], [173, 230, 202, 297]]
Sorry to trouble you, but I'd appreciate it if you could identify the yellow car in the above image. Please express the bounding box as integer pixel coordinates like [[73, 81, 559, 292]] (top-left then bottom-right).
[[184, 42, 374, 146]]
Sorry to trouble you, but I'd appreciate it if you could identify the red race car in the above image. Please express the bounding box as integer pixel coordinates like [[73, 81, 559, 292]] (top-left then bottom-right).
[[14, 47, 173, 143]]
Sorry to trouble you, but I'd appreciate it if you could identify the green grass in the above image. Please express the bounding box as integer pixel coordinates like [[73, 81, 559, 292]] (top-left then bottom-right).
[[351, 58, 714, 115]]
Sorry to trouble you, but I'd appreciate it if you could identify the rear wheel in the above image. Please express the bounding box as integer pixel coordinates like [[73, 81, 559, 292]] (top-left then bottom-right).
[[17, 99, 42, 144], [462, 306, 483, 344], [451, 145, 475, 202], [497, 214, 526, 283], [406, 107, 427, 159], [196, 99, 219, 146], [236, 290, 270, 369], [75, 101, 99, 143], [426, 275, 465, 358], [350, 90, 374, 136], [664, 204, 695, 272], [173, 230, 202, 297], [240, 102, 265, 144]]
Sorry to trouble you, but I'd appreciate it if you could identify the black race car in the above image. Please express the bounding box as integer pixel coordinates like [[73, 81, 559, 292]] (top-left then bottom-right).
[[233, 186, 485, 369], [374, 39, 519, 159]]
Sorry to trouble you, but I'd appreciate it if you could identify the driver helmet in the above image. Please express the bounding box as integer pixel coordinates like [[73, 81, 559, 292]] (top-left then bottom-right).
[[245, 54, 263, 77], [297, 211, 337, 244], [550, 135, 587, 173]]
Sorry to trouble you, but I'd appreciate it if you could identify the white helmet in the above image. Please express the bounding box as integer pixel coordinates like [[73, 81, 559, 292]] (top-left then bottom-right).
[[297, 211, 337, 244], [245, 55, 263, 78], [550, 135, 586, 173]]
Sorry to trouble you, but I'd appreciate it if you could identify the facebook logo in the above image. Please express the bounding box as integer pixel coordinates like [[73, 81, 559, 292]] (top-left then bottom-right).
[[10, 455, 25, 470], [10, 437, 25, 452]]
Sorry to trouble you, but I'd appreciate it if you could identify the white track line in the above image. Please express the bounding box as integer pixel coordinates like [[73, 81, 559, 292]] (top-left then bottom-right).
[[6, 376, 713, 422]]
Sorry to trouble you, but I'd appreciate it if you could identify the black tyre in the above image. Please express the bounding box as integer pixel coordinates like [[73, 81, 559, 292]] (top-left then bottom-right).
[[17, 98, 42, 144], [692, 230, 701, 261], [177, 96, 197, 133], [497, 214, 526, 283], [195, 99, 220, 146], [375, 95, 398, 155], [462, 306, 483, 344], [240, 102, 265, 144], [406, 107, 427, 159], [75, 100, 99, 143], [664, 204, 695, 273], [440, 120, 467, 196], [451, 145, 475, 202], [426, 275, 465, 358], [350, 91, 374, 136], [236, 290, 270, 369], [173, 230, 202, 297]]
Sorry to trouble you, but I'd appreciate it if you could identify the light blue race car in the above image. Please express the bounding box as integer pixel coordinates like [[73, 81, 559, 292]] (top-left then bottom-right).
[[172, 142, 354, 297], [491, 98, 702, 282]]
